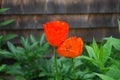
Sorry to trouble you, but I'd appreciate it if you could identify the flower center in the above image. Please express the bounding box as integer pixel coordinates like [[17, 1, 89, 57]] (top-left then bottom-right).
[[66, 46, 72, 50]]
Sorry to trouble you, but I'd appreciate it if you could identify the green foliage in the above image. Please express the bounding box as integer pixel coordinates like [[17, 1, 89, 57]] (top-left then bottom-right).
[[118, 20, 120, 33], [0, 8, 17, 49], [0, 34, 50, 80], [105, 58, 120, 80], [0, 8, 14, 27], [0, 19, 120, 80], [0, 34, 17, 49], [38, 56, 96, 80], [94, 73, 114, 80], [104, 37, 120, 51], [0, 8, 9, 13], [80, 36, 120, 80], [0, 8, 17, 80], [80, 38, 112, 72], [0, 20, 14, 27]]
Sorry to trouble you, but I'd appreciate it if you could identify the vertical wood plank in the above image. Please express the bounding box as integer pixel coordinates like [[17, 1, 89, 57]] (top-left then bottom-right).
[[0, 0, 2, 8]]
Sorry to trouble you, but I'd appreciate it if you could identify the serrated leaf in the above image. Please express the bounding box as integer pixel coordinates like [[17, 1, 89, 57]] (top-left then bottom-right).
[[94, 73, 114, 80], [0, 19, 14, 26]]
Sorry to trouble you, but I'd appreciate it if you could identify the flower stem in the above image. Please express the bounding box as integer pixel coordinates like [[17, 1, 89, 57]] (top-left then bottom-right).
[[72, 58, 76, 80], [54, 47, 59, 80]]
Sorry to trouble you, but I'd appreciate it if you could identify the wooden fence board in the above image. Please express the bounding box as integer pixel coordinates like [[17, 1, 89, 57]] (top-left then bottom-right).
[[0, 14, 119, 29], [0, 0, 120, 43], [0, 28, 120, 43], [1, 0, 120, 14]]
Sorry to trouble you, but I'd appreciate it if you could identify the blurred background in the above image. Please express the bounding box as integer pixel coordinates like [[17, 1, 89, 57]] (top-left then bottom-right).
[[0, 0, 120, 44]]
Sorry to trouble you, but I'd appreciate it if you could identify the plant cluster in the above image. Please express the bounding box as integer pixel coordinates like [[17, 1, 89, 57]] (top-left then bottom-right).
[[0, 8, 17, 80]]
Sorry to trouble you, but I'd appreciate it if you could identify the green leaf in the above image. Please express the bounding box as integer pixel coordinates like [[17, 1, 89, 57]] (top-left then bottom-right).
[[100, 39, 112, 64], [92, 38, 99, 59], [0, 64, 6, 71], [105, 37, 120, 50], [94, 73, 114, 80], [118, 20, 120, 33], [86, 46, 98, 60], [0, 50, 12, 57], [21, 37, 30, 50], [106, 65, 120, 80], [40, 33, 45, 46], [0, 8, 9, 13], [2, 34, 17, 41], [110, 58, 120, 70], [39, 72, 48, 77], [30, 42, 38, 49], [7, 41, 16, 54], [83, 73, 95, 79], [30, 35, 37, 43], [79, 56, 99, 67], [0, 19, 14, 26], [6, 64, 23, 75], [15, 76, 24, 80]]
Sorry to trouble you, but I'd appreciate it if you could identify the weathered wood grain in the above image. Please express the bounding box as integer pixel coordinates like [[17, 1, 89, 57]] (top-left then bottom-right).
[[1, 0, 46, 14], [0, 14, 119, 29], [1, 0, 120, 14], [0, 0, 2, 8], [89, 0, 119, 13], [0, 28, 120, 43], [0, 0, 120, 43]]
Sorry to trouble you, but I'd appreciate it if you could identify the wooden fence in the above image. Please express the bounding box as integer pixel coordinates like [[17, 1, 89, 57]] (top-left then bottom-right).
[[0, 0, 120, 43]]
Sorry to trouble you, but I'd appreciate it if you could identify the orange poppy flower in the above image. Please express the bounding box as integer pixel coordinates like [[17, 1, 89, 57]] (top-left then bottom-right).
[[57, 36, 83, 58], [43, 21, 69, 46]]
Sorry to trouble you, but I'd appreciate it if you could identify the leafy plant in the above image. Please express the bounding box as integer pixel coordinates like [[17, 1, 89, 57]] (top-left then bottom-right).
[[80, 38, 112, 73], [0, 34, 50, 80], [0, 8, 9, 13], [0, 8, 17, 49], [0, 8, 14, 27], [39, 56, 97, 80], [0, 8, 17, 80]]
